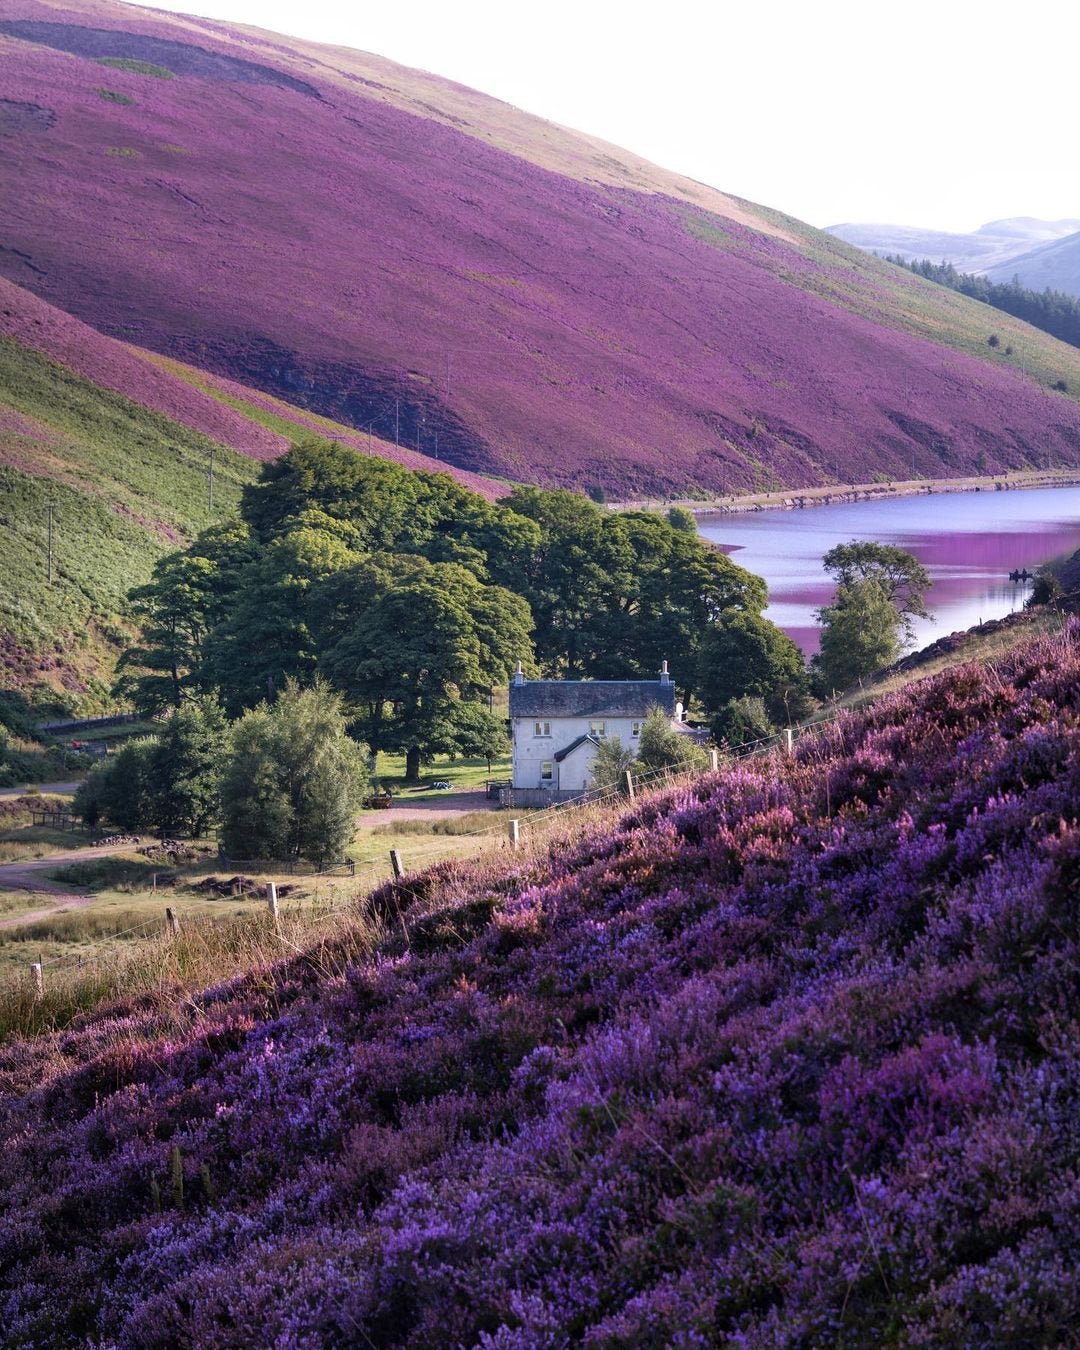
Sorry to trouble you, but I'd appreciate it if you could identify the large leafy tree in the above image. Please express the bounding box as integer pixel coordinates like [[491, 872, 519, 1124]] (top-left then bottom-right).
[[821, 541, 931, 641], [74, 738, 157, 832], [502, 491, 765, 686], [114, 553, 217, 716], [813, 578, 902, 694], [149, 699, 228, 838], [324, 560, 532, 780], [113, 519, 258, 715], [220, 680, 368, 863], [201, 528, 361, 715], [697, 610, 812, 732]]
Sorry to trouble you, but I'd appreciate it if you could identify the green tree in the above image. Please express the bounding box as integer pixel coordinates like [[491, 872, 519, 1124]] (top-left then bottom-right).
[[114, 520, 257, 715], [148, 699, 227, 837], [74, 738, 157, 832], [201, 527, 361, 715], [325, 560, 531, 780], [666, 506, 697, 534], [114, 552, 217, 715], [711, 695, 775, 749], [635, 706, 709, 775], [696, 610, 811, 729], [821, 540, 931, 640], [813, 578, 901, 694], [220, 680, 368, 863], [590, 735, 637, 795]]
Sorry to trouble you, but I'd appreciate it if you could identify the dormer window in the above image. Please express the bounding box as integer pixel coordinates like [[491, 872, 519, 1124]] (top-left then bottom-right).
[[589, 720, 606, 738], [534, 721, 551, 738]]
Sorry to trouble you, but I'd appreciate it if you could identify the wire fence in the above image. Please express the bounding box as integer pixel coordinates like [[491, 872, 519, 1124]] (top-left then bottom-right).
[[13, 723, 809, 997]]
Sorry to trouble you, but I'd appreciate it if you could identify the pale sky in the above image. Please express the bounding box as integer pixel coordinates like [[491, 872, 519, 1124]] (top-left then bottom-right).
[[146, 0, 1078, 233]]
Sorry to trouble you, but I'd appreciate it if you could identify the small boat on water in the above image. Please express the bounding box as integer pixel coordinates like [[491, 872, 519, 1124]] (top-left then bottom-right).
[[1008, 568, 1033, 582]]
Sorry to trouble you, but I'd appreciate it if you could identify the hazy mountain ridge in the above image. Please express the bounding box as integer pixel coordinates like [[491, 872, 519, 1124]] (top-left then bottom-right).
[[5, 0, 1080, 494], [985, 229, 1080, 298], [827, 216, 1080, 275]]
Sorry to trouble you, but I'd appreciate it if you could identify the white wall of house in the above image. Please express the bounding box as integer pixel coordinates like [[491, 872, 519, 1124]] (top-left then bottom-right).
[[511, 714, 646, 791]]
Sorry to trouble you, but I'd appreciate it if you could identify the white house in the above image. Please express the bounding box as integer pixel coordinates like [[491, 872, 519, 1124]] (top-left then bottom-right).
[[508, 662, 680, 799]]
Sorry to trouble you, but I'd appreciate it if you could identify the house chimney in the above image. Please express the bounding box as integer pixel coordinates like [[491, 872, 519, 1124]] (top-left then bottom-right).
[[659, 659, 671, 685], [513, 660, 525, 686]]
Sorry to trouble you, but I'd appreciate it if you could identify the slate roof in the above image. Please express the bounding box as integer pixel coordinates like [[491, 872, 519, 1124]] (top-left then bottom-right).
[[510, 679, 676, 719], [554, 733, 601, 763]]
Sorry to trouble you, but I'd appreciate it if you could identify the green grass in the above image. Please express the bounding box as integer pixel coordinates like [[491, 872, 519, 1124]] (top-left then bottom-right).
[[687, 203, 1080, 400], [96, 88, 136, 105], [371, 750, 511, 797], [96, 57, 175, 79], [0, 337, 258, 706]]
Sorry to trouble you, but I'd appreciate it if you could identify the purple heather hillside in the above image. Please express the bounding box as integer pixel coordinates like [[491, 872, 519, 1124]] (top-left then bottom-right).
[[1, 624, 1079, 1342], [4, 0, 1080, 495]]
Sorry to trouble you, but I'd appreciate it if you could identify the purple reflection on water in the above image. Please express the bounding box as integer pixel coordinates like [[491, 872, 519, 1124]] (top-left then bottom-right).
[[699, 486, 1080, 656]]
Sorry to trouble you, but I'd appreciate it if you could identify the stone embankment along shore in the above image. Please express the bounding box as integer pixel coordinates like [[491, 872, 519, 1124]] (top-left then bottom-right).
[[612, 468, 1080, 517]]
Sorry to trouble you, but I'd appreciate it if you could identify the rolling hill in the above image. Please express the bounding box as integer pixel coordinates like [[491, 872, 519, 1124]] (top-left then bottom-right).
[[985, 228, 1080, 297], [5, 0, 1080, 495], [0, 275, 495, 710], [1, 622, 1078, 1341]]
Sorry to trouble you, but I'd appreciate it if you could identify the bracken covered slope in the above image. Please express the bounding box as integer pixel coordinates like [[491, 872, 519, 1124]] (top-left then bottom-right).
[[1, 624, 1078, 1343], [5, 0, 1080, 494]]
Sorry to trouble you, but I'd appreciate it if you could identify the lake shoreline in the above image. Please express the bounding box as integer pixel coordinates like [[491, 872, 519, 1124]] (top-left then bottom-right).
[[613, 469, 1080, 517]]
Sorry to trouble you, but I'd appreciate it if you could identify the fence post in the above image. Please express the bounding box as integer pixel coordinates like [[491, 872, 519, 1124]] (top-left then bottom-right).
[[152, 872, 158, 892], [625, 769, 636, 801], [266, 882, 279, 924], [165, 907, 181, 937], [710, 748, 719, 772], [389, 849, 404, 880], [30, 963, 43, 1000], [784, 728, 794, 757], [508, 818, 520, 849]]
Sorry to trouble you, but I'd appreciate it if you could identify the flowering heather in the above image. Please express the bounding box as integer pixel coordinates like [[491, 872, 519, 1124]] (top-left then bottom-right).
[[2, 624, 1080, 1343], [4, 0, 1080, 495]]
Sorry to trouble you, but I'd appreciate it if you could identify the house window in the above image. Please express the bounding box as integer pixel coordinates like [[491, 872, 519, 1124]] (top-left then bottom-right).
[[631, 721, 642, 737], [540, 761, 554, 782], [534, 720, 551, 737], [589, 720, 606, 738]]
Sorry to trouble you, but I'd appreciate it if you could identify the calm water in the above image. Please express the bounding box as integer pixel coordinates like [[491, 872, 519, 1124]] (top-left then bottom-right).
[[698, 486, 1080, 655]]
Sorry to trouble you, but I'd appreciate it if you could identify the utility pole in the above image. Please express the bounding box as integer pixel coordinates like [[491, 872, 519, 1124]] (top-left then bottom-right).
[[208, 446, 215, 513], [434, 430, 439, 460], [46, 501, 54, 584], [395, 399, 400, 447]]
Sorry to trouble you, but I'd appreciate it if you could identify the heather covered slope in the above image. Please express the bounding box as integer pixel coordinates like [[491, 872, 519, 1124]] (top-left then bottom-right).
[[5, 2, 1080, 493], [2, 626, 1079, 1343]]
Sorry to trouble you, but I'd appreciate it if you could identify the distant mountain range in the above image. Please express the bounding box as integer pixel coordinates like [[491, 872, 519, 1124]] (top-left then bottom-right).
[[828, 218, 1080, 297], [5, 0, 1080, 504]]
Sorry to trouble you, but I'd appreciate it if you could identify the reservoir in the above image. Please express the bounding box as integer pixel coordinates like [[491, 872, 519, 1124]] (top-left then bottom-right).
[[697, 485, 1080, 655]]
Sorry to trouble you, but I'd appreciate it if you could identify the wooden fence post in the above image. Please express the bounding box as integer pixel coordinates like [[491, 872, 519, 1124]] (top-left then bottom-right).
[[784, 728, 794, 757], [165, 907, 181, 936], [710, 748, 719, 772], [30, 963, 43, 1000], [389, 849, 404, 880], [508, 818, 520, 849], [266, 882, 279, 924], [151, 872, 158, 892], [625, 769, 636, 801]]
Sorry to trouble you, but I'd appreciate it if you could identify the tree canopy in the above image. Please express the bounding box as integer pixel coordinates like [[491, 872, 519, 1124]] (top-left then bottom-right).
[[116, 438, 780, 779]]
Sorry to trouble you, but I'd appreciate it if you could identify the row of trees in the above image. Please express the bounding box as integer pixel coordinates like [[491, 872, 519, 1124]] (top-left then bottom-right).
[[888, 254, 1080, 353], [76, 683, 367, 863], [115, 440, 791, 772], [109, 440, 933, 838]]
